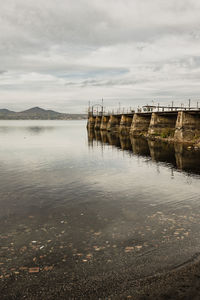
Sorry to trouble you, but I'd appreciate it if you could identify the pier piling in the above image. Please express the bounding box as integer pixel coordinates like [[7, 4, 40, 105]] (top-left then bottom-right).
[[87, 104, 200, 145]]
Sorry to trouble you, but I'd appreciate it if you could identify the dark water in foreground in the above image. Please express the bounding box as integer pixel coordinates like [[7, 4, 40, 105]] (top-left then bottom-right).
[[0, 120, 200, 293]]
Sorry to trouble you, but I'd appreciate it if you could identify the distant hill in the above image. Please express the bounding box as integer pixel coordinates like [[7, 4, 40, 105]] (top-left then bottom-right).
[[0, 107, 87, 120], [0, 109, 15, 114]]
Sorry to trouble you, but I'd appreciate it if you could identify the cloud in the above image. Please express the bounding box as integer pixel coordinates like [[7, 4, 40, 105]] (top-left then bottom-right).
[[1, 0, 200, 112]]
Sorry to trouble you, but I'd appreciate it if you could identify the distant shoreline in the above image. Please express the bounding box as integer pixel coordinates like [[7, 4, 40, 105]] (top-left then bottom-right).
[[0, 117, 87, 120], [0, 106, 87, 120]]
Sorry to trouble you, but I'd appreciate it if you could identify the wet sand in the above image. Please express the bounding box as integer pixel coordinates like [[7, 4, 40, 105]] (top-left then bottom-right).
[[1, 203, 200, 300], [1, 255, 200, 299]]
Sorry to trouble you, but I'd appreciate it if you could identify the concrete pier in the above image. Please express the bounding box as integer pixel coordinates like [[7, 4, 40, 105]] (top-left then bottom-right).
[[107, 115, 121, 132], [130, 113, 151, 136], [100, 115, 110, 131], [148, 112, 177, 137], [94, 116, 102, 130], [87, 107, 200, 145], [119, 114, 133, 135], [174, 111, 200, 142], [87, 115, 96, 130]]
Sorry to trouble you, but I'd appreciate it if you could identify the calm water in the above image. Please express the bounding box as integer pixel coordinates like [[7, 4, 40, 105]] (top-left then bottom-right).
[[0, 120, 200, 289]]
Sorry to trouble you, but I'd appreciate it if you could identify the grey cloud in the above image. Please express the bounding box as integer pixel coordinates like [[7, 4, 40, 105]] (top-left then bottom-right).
[[1, 0, 200, 54], [1, 0, 200, 112], [79, 78, 149, 88]]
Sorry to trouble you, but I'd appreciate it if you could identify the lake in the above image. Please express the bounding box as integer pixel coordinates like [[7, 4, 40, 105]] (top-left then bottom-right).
[[0, 120, 200, 298]]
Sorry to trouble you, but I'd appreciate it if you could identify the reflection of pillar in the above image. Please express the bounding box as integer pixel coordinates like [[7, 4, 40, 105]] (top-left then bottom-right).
[[100, 116, 110, 131], [174, 143, 184, 170], [130, 113, 151, 136], [148, 112, 177, 137], [95, 130, 101, 142], [94, 116, 102, 130], [87, 128, 95, 147], [107, 115, 121, 132], [174, 111, 200, 142], [148, 140, 176, 165], [119, 114, 133, 135], [100, 131, 109, 144], [107, 132, 120, 147], [174, 143, 200, 173], [130, 136, 150, 156], [119, 135, 132, 151]]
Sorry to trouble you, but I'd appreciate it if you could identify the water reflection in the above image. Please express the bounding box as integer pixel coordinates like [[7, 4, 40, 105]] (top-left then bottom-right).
[[87, 129, 200, 175], [26, 126, 54, 135], [130, 136, 150, 157], [0, 121, 200, 298], [0, 124, 55, 135], [148, 140, 176, 167]]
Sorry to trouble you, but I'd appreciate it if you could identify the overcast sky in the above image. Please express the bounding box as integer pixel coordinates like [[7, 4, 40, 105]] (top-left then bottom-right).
[[1, 0, 200, 113]]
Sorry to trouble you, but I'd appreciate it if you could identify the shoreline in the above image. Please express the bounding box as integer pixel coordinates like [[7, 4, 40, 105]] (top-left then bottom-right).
[[1, 253, 200, 299], [128, 254, 200, 299]]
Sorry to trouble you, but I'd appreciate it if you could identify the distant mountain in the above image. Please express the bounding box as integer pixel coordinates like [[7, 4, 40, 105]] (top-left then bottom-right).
[[0, 107, 87, 120], [0, 109, 15, 114], [21, 107, 48, 114]]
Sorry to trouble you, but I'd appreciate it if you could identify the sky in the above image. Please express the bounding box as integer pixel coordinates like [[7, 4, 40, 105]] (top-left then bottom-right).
[[1, 0, 200, 113]]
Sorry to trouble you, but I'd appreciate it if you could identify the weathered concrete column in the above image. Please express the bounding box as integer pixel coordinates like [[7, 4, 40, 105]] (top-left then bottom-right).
[[119, 114, 133, 135], [94, 116, 102, 130], [87, 115, 96, 130], [100, 115, 110, 131], [107, 115, 121, 132], [148, 112, 177, 138], [130, 113, 151, 136], [174, 111, 200, 142]]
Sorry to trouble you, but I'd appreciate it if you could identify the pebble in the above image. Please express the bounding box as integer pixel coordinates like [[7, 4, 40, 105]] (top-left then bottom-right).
[[29, 267, 40, 273]]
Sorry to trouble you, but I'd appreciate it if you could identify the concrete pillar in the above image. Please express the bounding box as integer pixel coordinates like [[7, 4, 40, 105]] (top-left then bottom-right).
[[148, 112, 177, 138], [87, 115, 96, 130], [130, 113, 151, 136], [174, 111, 200, 142], [100, 116, 110, 131], [119, 114, 133, 135], [107, 115, 121, 132], [94, 116, 102, 130]]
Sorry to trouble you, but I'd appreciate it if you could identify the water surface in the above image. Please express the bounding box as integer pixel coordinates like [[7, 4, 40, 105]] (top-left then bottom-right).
[[0, 120, 200, 295]]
